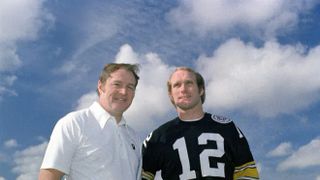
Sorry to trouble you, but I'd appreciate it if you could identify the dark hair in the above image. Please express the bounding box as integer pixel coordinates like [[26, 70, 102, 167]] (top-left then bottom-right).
[[96, 63, 140, 95], [167, 67, 206, 104]]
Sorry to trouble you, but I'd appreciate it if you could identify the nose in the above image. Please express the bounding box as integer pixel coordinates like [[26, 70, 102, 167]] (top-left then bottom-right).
[[118, 87, 128, 94], [180, 83, 187, 92]]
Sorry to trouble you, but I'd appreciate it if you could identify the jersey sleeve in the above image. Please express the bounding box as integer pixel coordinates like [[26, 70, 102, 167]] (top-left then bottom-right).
[[40, 114, 80, 174], [142, 131, 161, 180], [229, 123, 259, 179]]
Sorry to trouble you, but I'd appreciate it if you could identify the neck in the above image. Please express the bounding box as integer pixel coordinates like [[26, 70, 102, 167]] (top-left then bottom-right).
[[177, 106, 204, 121], [98, 101, 123, 124], [114, 115, 122, 124]]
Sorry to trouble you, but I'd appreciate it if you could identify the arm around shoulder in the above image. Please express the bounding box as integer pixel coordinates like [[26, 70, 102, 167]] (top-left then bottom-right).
[[39, 168, 65, 180]]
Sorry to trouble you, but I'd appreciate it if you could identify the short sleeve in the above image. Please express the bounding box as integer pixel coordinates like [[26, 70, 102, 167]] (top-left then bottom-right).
[[142, 131, 160, 179], [230, 124, 255, 166], [40, 114, 80, 174]]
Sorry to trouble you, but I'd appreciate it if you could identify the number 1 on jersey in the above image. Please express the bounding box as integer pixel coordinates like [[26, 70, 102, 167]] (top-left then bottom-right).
[[173, 137, 197, 179]]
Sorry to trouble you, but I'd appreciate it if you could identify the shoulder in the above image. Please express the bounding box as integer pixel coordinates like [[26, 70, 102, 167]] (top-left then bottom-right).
[[55, 108, 91, 131], [157, 118, 178, 130], [208, 113, 247, 139], [143, 118, 178, 146], [151, 117, 179, 139], [210, 114, 233, 124]]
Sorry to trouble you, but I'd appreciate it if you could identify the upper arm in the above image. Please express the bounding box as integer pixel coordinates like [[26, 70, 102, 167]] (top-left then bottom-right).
[[40, 116, 79, 173], [142, 131, 160, 179], [38, 169, 65, 180]]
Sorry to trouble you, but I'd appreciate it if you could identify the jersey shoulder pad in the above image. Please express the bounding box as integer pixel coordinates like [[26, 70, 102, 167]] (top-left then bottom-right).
[[211, 114, 233, 124]]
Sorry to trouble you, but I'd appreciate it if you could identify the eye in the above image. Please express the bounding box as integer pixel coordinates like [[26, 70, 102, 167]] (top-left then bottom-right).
[[127, 85, 136, 91], [112, 82, 121, 87], [186, 81, 194, 85], [172, 83, 180, 88]]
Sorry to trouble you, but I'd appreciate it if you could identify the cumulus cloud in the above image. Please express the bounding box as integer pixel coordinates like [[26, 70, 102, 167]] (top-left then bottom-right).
[[0, 0, 54, 42], [0, 0, 54, 98], [115, 44, 140, 64], [75, 44, 174, 131], [267, 142, 293, 157], [196, 38, 320, 118], [75, 92, 98, 110], [12, 141, 48, 180], [277, 137, 320, 171], [168, 0, 319, 37], [0, 177, 5, 180], [4, 139, 18, 149]]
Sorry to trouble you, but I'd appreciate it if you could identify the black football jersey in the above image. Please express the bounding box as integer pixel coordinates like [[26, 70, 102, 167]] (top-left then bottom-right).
[[142, 113, 259, 180]]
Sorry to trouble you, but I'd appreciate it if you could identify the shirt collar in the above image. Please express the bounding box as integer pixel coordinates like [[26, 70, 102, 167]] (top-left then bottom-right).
[[90, 101, 127, 128]]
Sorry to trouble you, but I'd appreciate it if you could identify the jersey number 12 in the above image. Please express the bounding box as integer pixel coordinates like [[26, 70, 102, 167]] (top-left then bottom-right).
[[173, 133, 225, 179]]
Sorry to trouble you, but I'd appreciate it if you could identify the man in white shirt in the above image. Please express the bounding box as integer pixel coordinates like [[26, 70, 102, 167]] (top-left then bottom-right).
[[39, 63, 142, 180]]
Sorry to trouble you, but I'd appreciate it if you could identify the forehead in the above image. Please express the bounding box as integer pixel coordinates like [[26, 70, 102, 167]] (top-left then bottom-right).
[[170, 69, 196, 82], [108, 68, 135, 82]]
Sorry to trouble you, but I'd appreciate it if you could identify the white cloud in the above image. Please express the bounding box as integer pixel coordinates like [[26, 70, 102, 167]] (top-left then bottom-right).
[[196, 38, 320, 118], [0, 177, 5, 180], [12, 141, 48, 180], [277, 138, 320, 171], [168, 0, 319, 37], [115, 44, 139, 64], [317, 175, 320, 180], [0, 0, 54, 42], [4, 139, 18, 149], [0, 0, 54, 98], [267, 142, 293, 157], [75, 91, 98, 110]]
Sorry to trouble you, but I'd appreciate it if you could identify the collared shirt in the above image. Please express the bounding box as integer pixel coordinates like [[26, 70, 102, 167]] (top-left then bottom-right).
[[41, 101, 142, 180]]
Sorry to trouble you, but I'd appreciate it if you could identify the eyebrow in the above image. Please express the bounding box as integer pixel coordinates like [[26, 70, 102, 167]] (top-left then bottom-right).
[[172, 79, 194, 85], [113, 80, 136, 87]]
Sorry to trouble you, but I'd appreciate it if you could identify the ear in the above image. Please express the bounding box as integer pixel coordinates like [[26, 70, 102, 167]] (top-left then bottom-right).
[[168, 91, 175, 105], [168, 92, 174, 102], [199, 87, 204, 96], [97, 80, 104, 94]]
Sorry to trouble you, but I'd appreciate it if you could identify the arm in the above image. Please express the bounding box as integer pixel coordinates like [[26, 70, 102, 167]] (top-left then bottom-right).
[[39, 115, 78, 179], [142, 132, 157, 180], [142, 170, 155, 180], [231, 124, 259, 179], [38, 169, 65, 180]]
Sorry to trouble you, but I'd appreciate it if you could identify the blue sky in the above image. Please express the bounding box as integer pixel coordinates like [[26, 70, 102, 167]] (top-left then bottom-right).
[[1, 0, 320, 179]]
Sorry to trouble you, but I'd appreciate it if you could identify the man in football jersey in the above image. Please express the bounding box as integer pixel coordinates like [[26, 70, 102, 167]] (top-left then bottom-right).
[[39, 63, 142, 180], [142, 67, 259, 180]]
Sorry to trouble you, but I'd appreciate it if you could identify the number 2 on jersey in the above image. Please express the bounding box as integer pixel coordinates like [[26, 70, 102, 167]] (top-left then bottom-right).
[[173, 133, 225, 179]]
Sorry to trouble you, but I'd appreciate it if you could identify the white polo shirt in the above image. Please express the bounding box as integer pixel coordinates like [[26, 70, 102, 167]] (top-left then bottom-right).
[[41, 101, 142, 180]]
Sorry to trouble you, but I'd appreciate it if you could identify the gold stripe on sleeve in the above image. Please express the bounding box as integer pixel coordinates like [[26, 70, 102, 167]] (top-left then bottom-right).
[[233, 161, 259, 180]]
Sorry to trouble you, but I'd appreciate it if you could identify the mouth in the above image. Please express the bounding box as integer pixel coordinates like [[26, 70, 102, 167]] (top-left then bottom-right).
[[178, 96, 190, 100], [115, 97, 126, 102]]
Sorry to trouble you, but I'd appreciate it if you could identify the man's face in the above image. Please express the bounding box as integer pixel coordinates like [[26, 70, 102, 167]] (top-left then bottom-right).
[[169, 70, 203, 111], [98, 68, 136, 119]]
